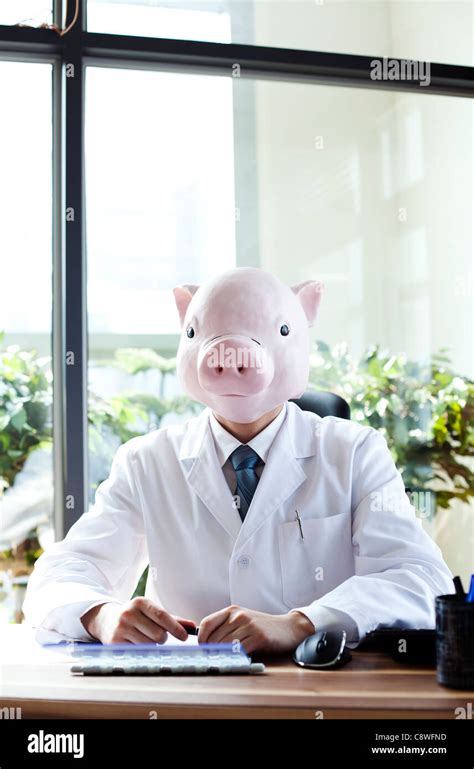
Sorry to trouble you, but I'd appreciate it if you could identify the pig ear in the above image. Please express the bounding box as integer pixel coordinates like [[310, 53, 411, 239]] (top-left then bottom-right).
[[291, 281, 323, 327], [173, 284, 200, 326]]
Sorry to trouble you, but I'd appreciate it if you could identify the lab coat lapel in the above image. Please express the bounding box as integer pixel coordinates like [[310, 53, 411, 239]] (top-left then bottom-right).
[[179, 410, 242, 541], [236, 403, 318, 547]]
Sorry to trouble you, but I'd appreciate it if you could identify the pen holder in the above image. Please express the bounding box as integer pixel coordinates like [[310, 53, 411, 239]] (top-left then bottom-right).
[[435, 594, 474, 689]]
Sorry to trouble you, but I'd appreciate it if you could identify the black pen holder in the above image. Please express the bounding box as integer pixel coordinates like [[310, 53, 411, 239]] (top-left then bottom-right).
[[435, 594, 474, 689]]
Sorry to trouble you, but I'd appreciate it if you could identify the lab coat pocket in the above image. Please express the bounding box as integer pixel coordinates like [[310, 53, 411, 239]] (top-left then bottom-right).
[[278, 513, 353, 609]]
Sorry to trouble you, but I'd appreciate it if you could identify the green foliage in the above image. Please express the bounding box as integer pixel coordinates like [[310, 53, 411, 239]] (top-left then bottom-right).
[[0, 332, 52, 491], [309, 342, 474, 510], [88, 349, 201, 490], [88, 349, 199, 456], [132, 565, 149, 598], [114, 348, 177, 377]]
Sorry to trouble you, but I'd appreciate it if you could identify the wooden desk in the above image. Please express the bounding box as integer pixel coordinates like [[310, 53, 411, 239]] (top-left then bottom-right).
[[1, 626, 472, 719]]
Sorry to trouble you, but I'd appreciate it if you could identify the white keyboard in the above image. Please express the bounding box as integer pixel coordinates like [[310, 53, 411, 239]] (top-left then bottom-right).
[[69, 643, 265, 676]]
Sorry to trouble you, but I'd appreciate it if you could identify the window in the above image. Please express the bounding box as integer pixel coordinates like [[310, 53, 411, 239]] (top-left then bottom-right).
[[244, 80, 473, 374], [0, 61, 54, 568], [0, 2, 52, 27], [86, 66, 236, 341], [86, 65, 236, 498], [88, 0, 232, 43]]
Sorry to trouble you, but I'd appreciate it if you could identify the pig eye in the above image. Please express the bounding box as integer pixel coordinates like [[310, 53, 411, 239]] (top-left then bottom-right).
[[186, 326, 195, 339], [280, 324, 290, 336]]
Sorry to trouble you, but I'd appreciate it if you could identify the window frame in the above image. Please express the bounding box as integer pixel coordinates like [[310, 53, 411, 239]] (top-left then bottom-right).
[[0, 0, 472, 535]]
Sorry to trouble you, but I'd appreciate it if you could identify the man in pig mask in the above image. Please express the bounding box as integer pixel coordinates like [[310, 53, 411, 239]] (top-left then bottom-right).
[[24, 268, 452, 652]]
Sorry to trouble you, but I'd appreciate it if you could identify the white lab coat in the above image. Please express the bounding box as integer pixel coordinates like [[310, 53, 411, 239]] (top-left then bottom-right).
[[23, 402, 453, 644]]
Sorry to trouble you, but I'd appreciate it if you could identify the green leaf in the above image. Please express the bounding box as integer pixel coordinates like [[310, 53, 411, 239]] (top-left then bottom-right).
[[6, 449, 23, 459], [10, 407, 26, 431], [0, 433, 10, 451], [0, 411, 9, 431]]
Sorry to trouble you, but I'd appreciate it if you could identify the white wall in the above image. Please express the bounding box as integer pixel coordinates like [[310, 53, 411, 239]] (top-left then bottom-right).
[[251, 1, 473, 376], [250, 0, 473, 66]]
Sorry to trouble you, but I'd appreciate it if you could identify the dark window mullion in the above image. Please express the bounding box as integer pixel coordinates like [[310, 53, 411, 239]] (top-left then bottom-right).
[[52, 53, 66, 539], [0, 25, 472, 97], [62, 2, 88, 531]]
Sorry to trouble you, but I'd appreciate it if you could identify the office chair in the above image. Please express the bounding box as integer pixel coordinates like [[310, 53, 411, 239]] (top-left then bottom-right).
[[290, 390, 350, 420]]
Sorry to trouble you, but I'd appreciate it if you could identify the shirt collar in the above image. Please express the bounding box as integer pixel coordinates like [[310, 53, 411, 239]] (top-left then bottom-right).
[[209, 403, 288, 468]]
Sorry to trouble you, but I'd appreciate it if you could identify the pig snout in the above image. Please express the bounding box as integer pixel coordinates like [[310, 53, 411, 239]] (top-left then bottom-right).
[[197, 335, 274, 396]]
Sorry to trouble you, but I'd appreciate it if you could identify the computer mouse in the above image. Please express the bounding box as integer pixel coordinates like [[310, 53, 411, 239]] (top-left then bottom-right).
[[293, 630, 352, 669]]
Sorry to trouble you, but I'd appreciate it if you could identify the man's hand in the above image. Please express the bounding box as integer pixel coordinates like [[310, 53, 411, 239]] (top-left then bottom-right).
[[198, 605, 315, 654], [81, 597, 195, 644]]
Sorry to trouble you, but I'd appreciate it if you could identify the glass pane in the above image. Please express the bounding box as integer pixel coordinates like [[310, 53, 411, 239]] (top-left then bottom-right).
[[85, 66, 236, 498], [0, 1, 52, 26], [86, 66, 472, 587], [0, 61, 53, 624], [87, 0, 473, 66]]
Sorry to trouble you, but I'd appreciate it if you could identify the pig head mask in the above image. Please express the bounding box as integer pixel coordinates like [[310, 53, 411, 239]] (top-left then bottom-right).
[[173, 268, 323, 424]]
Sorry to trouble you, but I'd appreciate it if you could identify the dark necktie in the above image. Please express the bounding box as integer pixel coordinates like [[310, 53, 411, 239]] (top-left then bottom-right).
[[229, 445, 263, 522]]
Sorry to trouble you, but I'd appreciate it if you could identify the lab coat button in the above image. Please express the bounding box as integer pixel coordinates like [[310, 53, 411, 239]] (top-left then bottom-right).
[[237, 555, 251, 569]]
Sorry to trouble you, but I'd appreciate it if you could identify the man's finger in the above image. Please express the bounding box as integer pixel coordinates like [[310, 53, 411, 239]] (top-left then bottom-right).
[[133, 611, 168, 643], [176, 618, 198, 635], [198, 606, 233, 643], [238, 635, 255, 654], [212, 627, 249, 644], [123, 627, 164, 644], [174, 616, 197, 627], [140, 600, 189, 641], [206, 617, 243, 644], [214, 631, 254, 654]]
